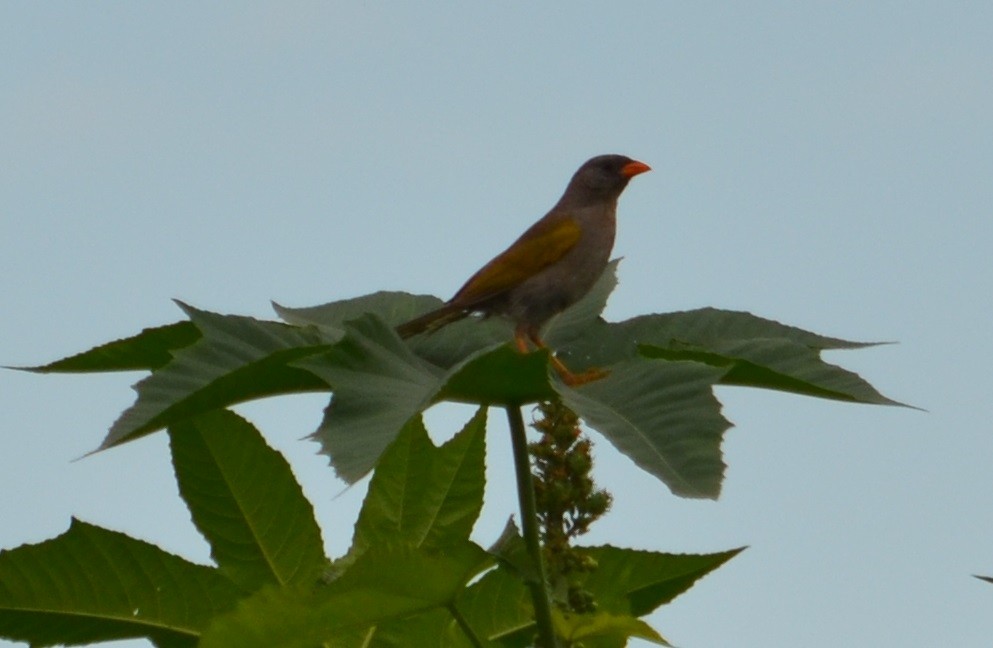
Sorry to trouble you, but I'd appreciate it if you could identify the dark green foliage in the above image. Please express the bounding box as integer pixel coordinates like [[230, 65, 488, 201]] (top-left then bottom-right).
[[3, 261, 901, 646]]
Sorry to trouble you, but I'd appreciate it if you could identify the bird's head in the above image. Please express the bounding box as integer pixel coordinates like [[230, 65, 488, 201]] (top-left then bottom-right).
[[558, 154, 651, 207]]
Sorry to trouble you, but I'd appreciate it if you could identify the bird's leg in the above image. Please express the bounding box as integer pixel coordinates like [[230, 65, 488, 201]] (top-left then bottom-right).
[[525, 327, 609, 387], [513, 324, 532, 354]]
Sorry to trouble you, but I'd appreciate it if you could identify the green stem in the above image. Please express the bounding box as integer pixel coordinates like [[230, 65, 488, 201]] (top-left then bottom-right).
[[448, 604, 485, 648], [505, 405, 559, 648]]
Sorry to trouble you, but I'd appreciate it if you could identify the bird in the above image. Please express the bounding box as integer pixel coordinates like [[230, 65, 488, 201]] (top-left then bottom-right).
[[396, 154, 650, 386]]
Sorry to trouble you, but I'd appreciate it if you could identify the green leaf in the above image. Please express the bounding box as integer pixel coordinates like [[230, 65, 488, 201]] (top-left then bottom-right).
[[487, 519, 538, 584], [0, 519, 241, 647], [359, 608, 466, 647], [169, 409, 326, 592], [438, 345, 556, 405], [330, 540, 492, 608], [624, 309, 907, 406], [557, 359, 732, 499], [641, 338, 905, 406], [99, 303, 332, 451], [48, 270, 899, 510], [455, 565, 534, 646], [624, 307, 882, 351], [200, 541, 490, 648], [351, 410, 486, 555], [15, 321, 200, 373], [579, 545, 744, 616], [551, 609, 669, 647]]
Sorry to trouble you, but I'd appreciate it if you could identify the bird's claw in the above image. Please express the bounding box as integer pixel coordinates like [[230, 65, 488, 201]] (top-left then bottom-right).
[[551, 358, 610, 387], [559, 367, 610, 386]]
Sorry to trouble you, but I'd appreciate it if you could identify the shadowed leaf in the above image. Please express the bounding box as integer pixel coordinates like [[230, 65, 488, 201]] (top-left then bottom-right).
[[623, 307, 883, 351], [624, 309, 907, 406], [557, 359, 732, 499], [294, 315, 445, 484], [641, 338, 905, 406], [439, 345, 556, 405], [15, 321, 200, 373], [299, 316, 555, 483], [98, 303, 331, 451]]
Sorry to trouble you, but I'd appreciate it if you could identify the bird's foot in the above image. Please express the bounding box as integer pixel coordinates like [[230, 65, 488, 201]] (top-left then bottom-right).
[[514, 327, 610, 386], [550, 355, 610, 386], [558, 366, 610, 386]]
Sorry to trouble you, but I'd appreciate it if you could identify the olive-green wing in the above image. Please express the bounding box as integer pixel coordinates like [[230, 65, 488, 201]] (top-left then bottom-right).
[[451, 214, 582, 307]]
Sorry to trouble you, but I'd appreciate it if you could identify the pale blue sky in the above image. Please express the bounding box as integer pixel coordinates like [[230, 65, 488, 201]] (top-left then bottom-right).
[[2, 4, 992, 647]]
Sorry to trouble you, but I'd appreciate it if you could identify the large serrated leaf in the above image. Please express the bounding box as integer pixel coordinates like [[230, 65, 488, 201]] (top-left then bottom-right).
[[298, 315, 557, 484], [557, 359, 732, 499], [623, 308, 908, 406], [27, 260, 902, 510], [642, 337, 906, 406], [98, 303, 332, 451], [169, 410, 326, 592], [0, 519, 241, 647], [295, 314, 446, 484], [299, 314, 735, 497]]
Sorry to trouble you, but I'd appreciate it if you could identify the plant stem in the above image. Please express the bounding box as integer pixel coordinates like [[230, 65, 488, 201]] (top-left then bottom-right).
[[448, 604, 485, 648], [505, 405, 558, 648]]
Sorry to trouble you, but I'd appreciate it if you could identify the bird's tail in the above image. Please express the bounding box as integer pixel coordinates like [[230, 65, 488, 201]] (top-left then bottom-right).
[[395, 304, 469, 339]]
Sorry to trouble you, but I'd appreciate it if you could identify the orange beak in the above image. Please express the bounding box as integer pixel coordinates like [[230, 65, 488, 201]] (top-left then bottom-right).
[[620, 160, 652, 178]]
